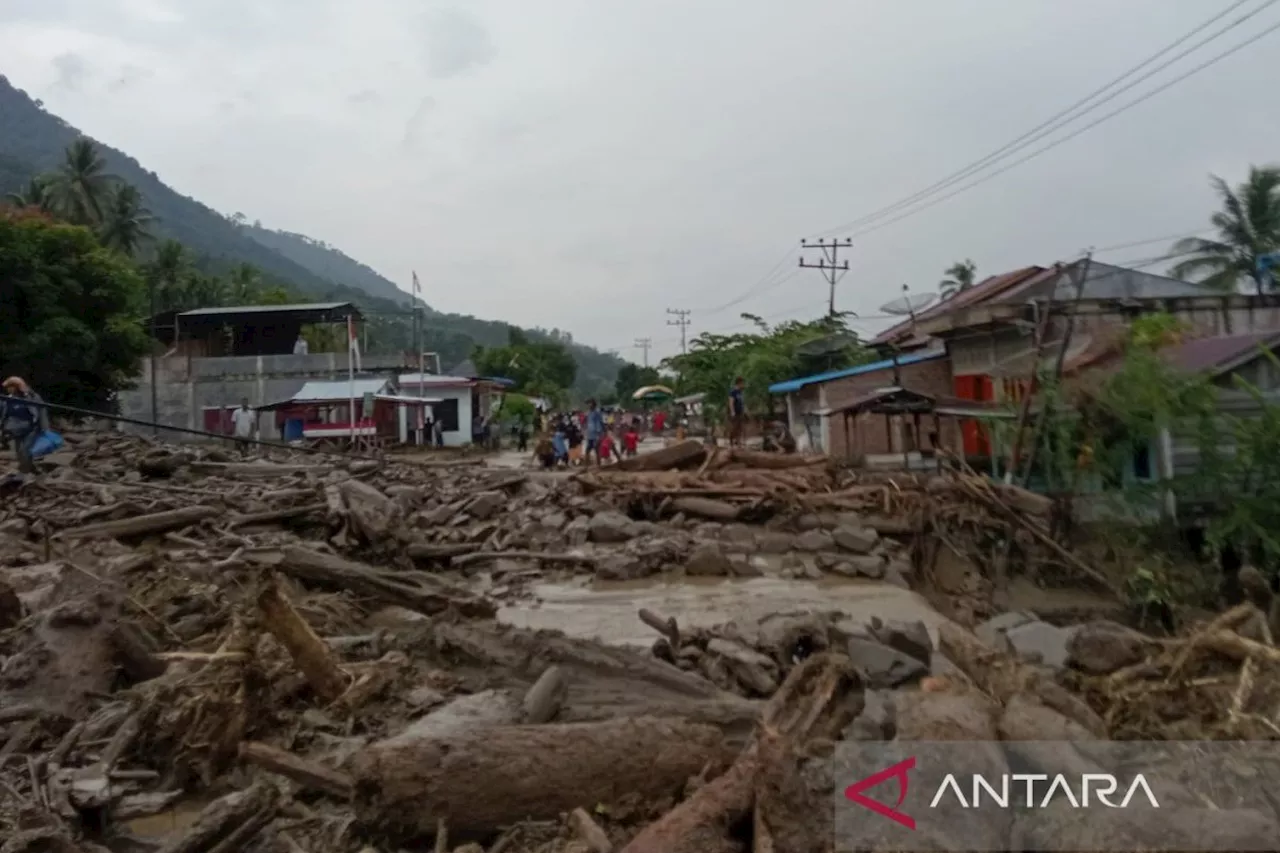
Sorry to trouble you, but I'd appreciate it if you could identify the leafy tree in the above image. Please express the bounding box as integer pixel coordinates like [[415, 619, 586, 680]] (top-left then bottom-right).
[[496, 393, 536, 426], [940, 259, 977, 299], [615, 362, 661, 402], [473, 333, 577, 398], [98, 183, 153, 256], [663, 313, 870, 424], [1171, 166, 1280, 294], [46, 138, 115, 226], [226, 262, 260, 304], [5, 176, 53, 211], [145, 239, 189, 311], [0, 211, 150, 410]]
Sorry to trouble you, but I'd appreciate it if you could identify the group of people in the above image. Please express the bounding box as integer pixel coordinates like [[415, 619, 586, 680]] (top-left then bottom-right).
[[533, 400, 641, 468]]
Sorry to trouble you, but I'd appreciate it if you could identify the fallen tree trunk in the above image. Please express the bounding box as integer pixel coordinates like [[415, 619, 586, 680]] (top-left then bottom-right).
[[611, 440, 707, 472], [621, 653, 862, 853], [722, 450, 826, 469], [405, 542, 480, 560], [58, 505, 222, 540], [452, 550, 598, 570], [257, 574, 350, 703], [350, 717, 729, 838], [228, 503, 327, 528], [156, 781, 278, 853], [237, 741, 353, 799], [262, 546, 495, 619], [667, 497, 741, 522], [189, 462, 332, 478]]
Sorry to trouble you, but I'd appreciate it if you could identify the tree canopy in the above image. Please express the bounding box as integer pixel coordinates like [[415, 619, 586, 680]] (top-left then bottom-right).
[[615, 363, 662, 403], [472, 327, 578, 400], [0, 209, 151, 410], [1171, 165, 1280, 294], [662, 313, 872, 422], [940, 259, 977, 299]]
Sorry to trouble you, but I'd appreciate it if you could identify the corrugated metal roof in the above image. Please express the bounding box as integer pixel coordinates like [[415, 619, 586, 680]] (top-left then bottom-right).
[[769, 349, 946, 395], [292, 378, 391, 402], [1005, 262, 1224, 302], [397, 373, 477, 387], [872, 267, 1045, 345], [178, 302, 350, 317], [1162, 332, 1280, 375]]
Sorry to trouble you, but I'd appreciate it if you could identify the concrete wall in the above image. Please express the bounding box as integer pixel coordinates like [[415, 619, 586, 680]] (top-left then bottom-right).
[[117, 352, 411, 441], [399, 386, 473, 447]]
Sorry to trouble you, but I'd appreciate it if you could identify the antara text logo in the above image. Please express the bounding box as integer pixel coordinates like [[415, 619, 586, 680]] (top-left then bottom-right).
[[844, 756, 1160, 828]]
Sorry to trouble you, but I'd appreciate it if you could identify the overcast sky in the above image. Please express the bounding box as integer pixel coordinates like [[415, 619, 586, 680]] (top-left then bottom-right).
[[2, 0, 1278, 361]]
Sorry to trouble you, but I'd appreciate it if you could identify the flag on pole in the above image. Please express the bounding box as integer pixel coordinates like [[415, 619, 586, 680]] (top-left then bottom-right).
[[347, 315, 362, 372], [412, 270, 421, 296]]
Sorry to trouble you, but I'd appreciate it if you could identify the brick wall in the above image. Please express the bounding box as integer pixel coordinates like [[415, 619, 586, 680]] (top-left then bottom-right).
[[820, 356, 960, 459]]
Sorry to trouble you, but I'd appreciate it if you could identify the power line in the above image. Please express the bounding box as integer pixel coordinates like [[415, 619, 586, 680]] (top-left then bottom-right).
[[799, 237, 853, 316], [1091, 228, 1209, 254], [835, 17, 1280, 242], [633, 337, 652, 367], [666, 308, 692, 354], [816, 0, 1273, 237], [695, 244, 800, 315]]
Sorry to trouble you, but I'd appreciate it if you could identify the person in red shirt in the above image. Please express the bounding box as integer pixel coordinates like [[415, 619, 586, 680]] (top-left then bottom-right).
[[623, 426, 639, 457], [652, 410, 666, 434], [598, 430, 615, 464]]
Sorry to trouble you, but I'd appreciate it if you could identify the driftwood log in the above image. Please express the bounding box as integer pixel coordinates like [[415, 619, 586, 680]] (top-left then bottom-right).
[[257, 573, 350, 703], [621, 652, 863, 853], [349, 717, 729, 837], [58, 505, 223, 540], [611, 440, 707, 472]]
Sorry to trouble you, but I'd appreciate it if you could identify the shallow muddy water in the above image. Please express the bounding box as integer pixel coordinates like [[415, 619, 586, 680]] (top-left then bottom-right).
[[498, 575, 951, 647]]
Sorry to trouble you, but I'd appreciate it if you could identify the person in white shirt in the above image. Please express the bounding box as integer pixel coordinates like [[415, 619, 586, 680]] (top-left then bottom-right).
[[231, 398, 256, 456], [293, 335, 309, 355]]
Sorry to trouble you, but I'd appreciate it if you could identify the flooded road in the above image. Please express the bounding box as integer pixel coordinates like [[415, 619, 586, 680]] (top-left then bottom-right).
[[498, 575, 951, 647]]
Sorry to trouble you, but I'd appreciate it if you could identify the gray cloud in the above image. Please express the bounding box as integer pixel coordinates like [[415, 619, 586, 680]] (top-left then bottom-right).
[[348, 88, 380, 106], [421, 7, 495, 79], [51, 51, 89, 91], [401, 95, 438, 150]]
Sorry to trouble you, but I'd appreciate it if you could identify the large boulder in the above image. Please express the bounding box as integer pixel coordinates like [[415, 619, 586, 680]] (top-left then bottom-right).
[[464, 491, 506, 520], [685, 542, 734, 577], [794, 529, 835, 552], [868, 618, 932, 667], [1066, 619, 1151, 674], [1005, 620, 1074, 668], [833, 525, 880, 554], [587, 511, 636, 544], [845, 637, 929, 687]]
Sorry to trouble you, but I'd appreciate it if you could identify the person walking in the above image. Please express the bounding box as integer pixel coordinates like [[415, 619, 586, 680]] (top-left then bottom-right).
[[584, 399, 605, 465], [728, 376, 747, 448], [231, 397, 257, 456], [1, 377, 49, 475]]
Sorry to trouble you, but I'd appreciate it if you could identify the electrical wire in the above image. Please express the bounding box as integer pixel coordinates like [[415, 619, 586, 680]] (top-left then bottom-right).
[[814, 0, 1275, 237], [693, 245, 800, 315], [833, 17, 1280, 242]]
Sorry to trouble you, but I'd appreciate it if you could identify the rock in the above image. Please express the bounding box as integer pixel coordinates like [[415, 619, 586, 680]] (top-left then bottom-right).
[[719, 524, 755, 545], [794, 513, 822, 531], [465, 491, 506, 520], [587, 511, 636, 544], [726, 554, 763, 578], [540, 511, 567, 531], [974, 610, 1036, 652], [885, 557, 913, 582], [755, 532, 795, 554], [794, 530, 835, 552], [868, 618, 932, 666], [595, 554, 652, 581], [833, 525, 879, 554], [845, 637, 929, 687], [881, 565, 911, 589], [796, 556, 824, 581], [1005, 620, 1073, 668], [0, 518, 29, 536], [1066, 619, 1150, 674], [842, 689, 896, 741], [842, 555, 886, 579], [684, 542, 733, 577], [564, 515, 590, 546]]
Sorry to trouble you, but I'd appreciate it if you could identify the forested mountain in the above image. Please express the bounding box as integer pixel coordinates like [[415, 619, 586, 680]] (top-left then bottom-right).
[[0, 75, 621, 396]]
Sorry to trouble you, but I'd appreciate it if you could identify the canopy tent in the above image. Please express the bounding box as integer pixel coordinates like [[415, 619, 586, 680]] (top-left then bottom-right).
[[632, 384, 675, 401]]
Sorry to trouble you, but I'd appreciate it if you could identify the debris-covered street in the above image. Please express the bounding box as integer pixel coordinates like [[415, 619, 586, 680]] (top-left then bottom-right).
[[3, 432, 1280, 852]]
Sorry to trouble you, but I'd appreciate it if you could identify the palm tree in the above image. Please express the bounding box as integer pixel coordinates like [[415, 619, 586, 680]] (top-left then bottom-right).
[[98, 183, 153, 256], [1170, 166, 1280, 294], [939, 259, 977, 299], [5, 176, 54, 211], [146, 239, 190, 312], [47, 138, 115, 226]]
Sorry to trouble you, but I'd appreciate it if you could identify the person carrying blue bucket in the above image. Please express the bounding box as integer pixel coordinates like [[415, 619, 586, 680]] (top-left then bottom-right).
[[2, 376, 51, 474]]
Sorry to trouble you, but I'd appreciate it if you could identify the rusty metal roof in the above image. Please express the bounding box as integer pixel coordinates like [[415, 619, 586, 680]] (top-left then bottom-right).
[[1162, 332, 1280, 375], [871, 266, 1045, 345]]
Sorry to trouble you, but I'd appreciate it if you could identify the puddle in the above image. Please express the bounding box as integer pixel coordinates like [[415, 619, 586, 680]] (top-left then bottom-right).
[[123, 796, 216, 839], [498, 575, 950, 647]]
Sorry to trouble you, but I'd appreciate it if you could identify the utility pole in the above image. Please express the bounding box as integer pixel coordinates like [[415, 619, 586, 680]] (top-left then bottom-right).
[[633, 338, 652, 367], [666, 309, 691, 355], [799, 237, 852, 316]]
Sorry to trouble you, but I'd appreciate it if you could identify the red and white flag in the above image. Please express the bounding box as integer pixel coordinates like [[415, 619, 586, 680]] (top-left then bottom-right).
[[347, 315, 361, 372], [412, 270, 421, 295]]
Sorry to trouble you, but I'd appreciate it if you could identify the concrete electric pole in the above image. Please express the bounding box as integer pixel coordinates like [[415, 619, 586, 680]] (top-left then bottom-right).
[[633, 338, 652, 367], [799, 237, 852, 316], [666, 309, 691, 355]]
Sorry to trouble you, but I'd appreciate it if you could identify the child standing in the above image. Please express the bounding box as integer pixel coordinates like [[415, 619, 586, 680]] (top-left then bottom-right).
[[598, 430, 615, 465], [623, 425, 639, 458]]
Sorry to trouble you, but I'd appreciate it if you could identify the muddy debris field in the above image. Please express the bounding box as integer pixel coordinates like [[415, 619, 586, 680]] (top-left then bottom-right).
[[3, 433, 1280, 853]]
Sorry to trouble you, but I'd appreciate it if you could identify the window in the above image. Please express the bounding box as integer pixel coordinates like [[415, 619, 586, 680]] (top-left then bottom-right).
[[435, 398, 460, 432]]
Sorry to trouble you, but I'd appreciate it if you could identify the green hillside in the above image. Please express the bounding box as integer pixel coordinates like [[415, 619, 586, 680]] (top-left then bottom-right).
[[0, 75, 622, 395]]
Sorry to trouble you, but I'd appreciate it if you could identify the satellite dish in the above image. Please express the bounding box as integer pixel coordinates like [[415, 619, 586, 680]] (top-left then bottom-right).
[[796, 331, 859, 356], [879, 292, 938, 317]]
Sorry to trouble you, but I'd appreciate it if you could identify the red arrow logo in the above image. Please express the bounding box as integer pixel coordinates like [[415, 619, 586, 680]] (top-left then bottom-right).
[[844, 756, 916, 830]]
